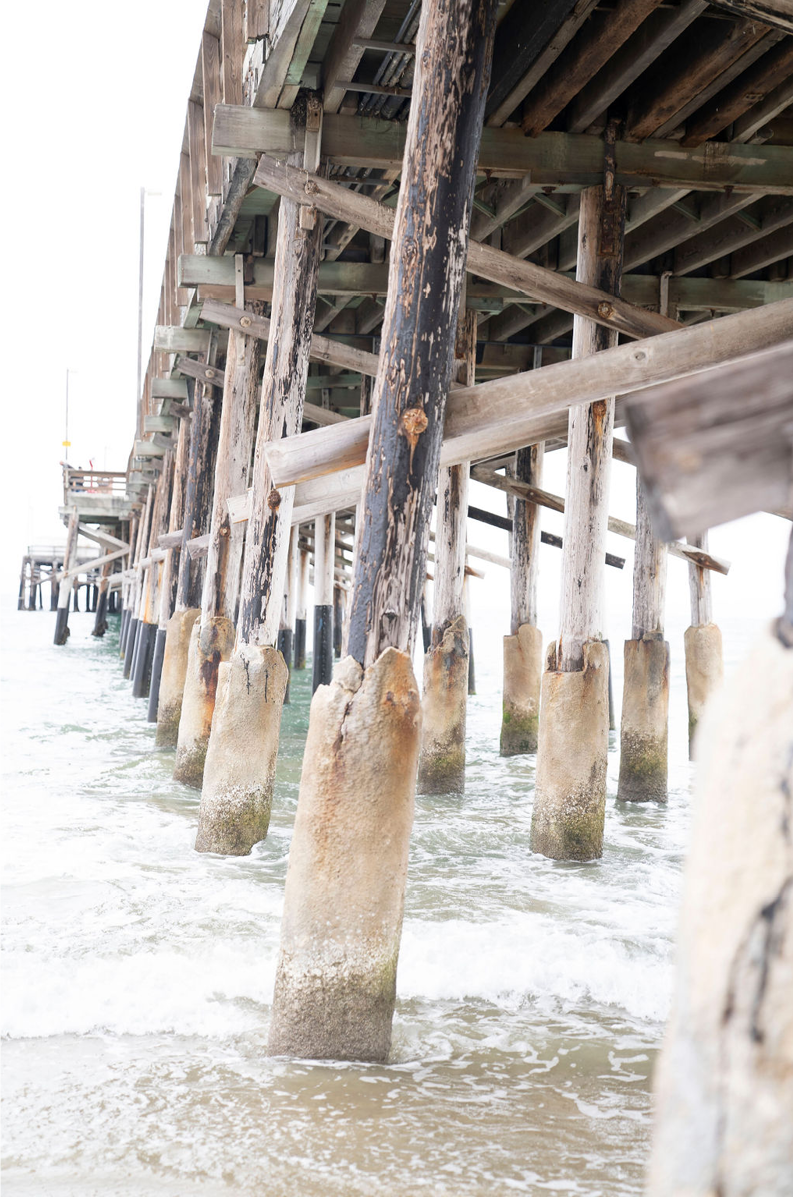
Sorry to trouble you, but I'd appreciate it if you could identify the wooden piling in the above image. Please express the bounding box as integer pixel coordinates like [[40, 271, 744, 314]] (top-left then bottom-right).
[[532, 177, 625, 861], [268, 0, 498, 1062], [501, 441, 544, 757], [684, 530, 724, 757], [196, 98, 322, 855], [312, 513, 335, 693], [174, 319, 263, 784], [417, 309, 475, 794], [156, 362, 221, 744], [54, 508, 79, 646], [151, 412, 190, 727], [618, 475, 670, 801], [294, 543, 309, 669]]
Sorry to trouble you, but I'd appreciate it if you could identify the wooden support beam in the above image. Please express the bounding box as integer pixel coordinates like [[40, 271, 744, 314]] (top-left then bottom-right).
[[625, 16, 770, 142], [199, 297, 380, 374], [323, 0, 387, 113], [263, 300, 793, 487], [152, 378, 189, 400], [212, 104, 793, 193], [625, 340, 793, 539], [154, 326, 212, 353], [673, 196, 793, 276], [682, 38, 793, 147], [520, 0, 664, 139], [187, 100, 209, 245], [174, 357, 224, 389], [706, 0, 793, 33], [565, 0, 707, 134], [175, 359, 222, 610], [485, 0, 599, 128], [201, 33, 224, 195], [251, 156, 679, 339]]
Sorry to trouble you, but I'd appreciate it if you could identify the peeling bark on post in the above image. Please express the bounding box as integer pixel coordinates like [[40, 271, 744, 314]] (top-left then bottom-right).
[[501, 441, 544, 757], [269, 0, 498, 1062], [531, 179, 625, 861], [174, 322, 263, 785], [618, 474, 670, 802], [197, 100, 322, 855], [418, 309, 474, 794], [91, 561, 113, 638]]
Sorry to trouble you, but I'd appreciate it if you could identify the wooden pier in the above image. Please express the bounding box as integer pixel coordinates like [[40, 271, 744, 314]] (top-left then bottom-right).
[[33, 0, 793, 1190]]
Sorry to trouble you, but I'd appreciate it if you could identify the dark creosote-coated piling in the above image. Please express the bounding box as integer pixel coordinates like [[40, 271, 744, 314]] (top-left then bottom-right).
[[312, 514, 335, 694], [268, 0, 498, 1063]]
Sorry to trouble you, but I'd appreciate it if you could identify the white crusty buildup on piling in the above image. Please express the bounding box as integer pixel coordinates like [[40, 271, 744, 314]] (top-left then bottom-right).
[[268, 649, 420, 1061]]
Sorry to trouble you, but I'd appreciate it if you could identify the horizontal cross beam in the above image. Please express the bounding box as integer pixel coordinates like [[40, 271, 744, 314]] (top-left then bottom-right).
[[213, 104, 793, 194]]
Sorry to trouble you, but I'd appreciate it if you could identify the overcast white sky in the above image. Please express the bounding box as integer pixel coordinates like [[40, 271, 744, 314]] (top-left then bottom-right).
[[0, 0, 789, 645]]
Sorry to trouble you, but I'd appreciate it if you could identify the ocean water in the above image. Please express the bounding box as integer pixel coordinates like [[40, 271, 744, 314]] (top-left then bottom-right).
[[0, 601, 757, 1197]]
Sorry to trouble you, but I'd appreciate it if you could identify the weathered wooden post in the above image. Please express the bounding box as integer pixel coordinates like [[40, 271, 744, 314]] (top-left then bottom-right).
[[294, 542, 309, 668], [133, 461, 172, 699], [119, 514, 138, 659], [268, 0, 497, 1061], [156, 367, 220, 745], [617, 476, 669, 801], [124, 486, 153, 680], [531, 175, 625, 861], [91, 561, 113, 637], [333, 582, 344, 659], [649, 530, 793, 1196], [54, 508, 79, 645], [149, 414, 189, 724], [311, 513, 335, 693], [174, 323, 263, 784], [196, 99, 322, 855], [277, 526, 298, 704], [684, 531, 723, 757], [500, 443, 544, 756], [417, 310, 475, 794], [18, 558, 28, 611], [127, 484, 156, 683]]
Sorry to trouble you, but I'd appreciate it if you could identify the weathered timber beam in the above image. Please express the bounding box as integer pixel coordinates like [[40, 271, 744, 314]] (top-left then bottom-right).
[[470, 466, 730, 574], [252, 156, 678, 340], [57, 546, 129, 581], [151, 378, 189, 399], [158, 530, 184, 550], [213, 105, 793, 193], [626, 340, 793, 539], [264, 299, 793, 486], [154, 326, 212, 353], [199, 298, 380, 374], [706, 0, 793, 33], [173, 357, 225, 388], [465, 504, 625, 568], [77, 525, 130, 552], [186, 533, 211, 560]]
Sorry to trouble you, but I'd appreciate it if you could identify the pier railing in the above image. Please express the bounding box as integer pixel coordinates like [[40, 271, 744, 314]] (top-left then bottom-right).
[[63, 469, 127, 504]]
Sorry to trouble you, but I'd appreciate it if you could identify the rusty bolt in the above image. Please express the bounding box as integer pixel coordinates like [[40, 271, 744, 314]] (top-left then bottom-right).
[[597, 301, 615, 320], [304, 180, 319, 196], [240, 315, 252, 328], [205, 368, 216, 380], [267, 488, 282, 510]]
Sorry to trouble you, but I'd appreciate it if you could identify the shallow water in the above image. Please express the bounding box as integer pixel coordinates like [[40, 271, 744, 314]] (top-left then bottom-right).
[[0, 602, 738, 1197]]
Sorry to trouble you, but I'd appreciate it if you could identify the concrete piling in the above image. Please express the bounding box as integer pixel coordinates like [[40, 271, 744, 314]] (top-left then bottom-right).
[[618, 475, 670, 801], [173, 617, 236, 786], [649, 621, 793, 1195], [155, 607, 201, 747]]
